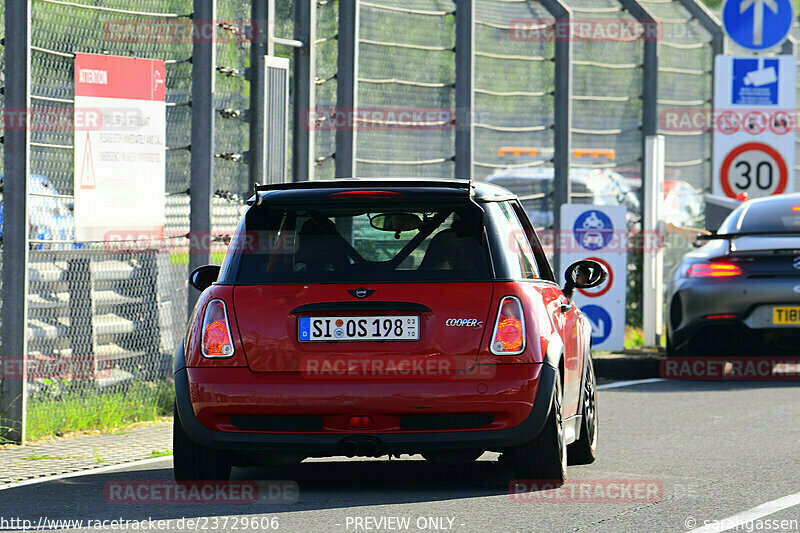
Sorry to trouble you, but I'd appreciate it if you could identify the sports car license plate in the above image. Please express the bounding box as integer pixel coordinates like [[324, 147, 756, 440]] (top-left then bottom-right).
[[773, 306, 800, 325], [298, 316, 420, 342]]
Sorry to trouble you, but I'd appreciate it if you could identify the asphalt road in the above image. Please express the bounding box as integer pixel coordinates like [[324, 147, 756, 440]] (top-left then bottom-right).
[[1, 379, 799, 533]]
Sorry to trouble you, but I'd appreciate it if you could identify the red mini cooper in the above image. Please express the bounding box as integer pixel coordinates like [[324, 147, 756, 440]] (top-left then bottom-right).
[[174, 179, 607, 482]]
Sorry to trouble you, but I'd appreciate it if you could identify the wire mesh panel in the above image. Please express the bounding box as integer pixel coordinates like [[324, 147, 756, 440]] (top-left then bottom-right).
[[645, 0, 712, 194], [214, 1, 251, 197], [643, 0, 715, 288], [313, 0, 339, 180], [473, 0, 555, 181], [16, 0, 198, 440], [565, 0, 645, 178], [355, 0, 456, 178]]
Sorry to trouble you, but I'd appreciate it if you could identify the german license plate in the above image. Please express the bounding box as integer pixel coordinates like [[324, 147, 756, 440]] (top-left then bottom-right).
[[298, 315, 420, 342], [773, 306, 800, 325]]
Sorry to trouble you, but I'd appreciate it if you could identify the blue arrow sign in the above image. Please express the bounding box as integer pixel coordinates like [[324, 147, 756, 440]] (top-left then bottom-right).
[[582, 305, 612, 345], [722, 0, 793, 51]]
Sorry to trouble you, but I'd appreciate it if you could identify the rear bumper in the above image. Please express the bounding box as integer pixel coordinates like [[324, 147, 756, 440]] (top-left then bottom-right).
[[174, 355, 556, 456], [667, 277, 800, 352]]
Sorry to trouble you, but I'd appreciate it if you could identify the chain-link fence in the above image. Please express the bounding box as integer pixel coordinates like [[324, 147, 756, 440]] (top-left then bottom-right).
[[307, 0, 720, 331], [313, 0, 339, 180], [355, 1, 456, 177], [472, 0, 554, 179], [0, 0, 259, 442], [20, 0, 193, 439]]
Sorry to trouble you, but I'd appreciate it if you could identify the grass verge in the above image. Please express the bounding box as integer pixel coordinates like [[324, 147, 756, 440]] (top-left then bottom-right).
[[26, 380, 174, 442]]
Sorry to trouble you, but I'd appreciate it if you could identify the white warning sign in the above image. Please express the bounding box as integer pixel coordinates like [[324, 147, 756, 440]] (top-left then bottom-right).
[[74, 53, 166, 241]]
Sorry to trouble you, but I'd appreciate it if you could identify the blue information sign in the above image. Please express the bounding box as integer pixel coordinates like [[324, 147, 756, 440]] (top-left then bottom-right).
[[573, 210, 614, 251]]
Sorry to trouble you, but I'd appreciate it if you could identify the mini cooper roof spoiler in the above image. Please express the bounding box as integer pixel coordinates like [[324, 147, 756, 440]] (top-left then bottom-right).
[[246, 178, 474, 205]]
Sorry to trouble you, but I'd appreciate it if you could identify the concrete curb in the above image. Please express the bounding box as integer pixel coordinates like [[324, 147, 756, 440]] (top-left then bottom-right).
[[0, 423, 172, 485], [593, 351, 663, 380]]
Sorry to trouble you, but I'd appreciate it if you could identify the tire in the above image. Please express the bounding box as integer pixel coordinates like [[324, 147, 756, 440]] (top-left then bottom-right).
[[568, 356, 598, 465], [507, 367, 566, 484], [173, 408, 231, 482], [422, 449, 484, 465]]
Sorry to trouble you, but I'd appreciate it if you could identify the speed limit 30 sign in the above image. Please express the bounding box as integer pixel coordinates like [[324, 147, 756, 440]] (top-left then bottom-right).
[[719, 142, 788, 198], [713, 56, 796, 200]]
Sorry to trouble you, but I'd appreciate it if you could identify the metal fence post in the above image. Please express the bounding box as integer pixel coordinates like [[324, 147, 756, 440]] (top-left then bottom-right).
[[539, 0, 571, 277], [0, 0, 32, 445], [293, 0, 316, 182], [643, 135, 665, 346], [249, 0, 274, 189], [189, 0, 216, 315], [335, 0, 359, 178], [454, 0, 474, 180]]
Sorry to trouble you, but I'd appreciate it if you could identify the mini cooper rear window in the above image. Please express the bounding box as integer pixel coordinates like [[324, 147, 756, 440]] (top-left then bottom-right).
[[224, 202, 492, 283]]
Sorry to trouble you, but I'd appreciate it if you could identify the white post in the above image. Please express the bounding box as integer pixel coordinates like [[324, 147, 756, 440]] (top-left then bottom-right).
[[643, 135, 665, 347]]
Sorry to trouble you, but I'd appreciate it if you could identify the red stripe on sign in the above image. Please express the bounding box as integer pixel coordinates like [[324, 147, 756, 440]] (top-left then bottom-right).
[[75, 53, 166, 101]]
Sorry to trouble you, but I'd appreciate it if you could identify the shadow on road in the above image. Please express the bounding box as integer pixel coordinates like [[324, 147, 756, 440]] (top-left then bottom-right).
[[0, 456, 541, 522]]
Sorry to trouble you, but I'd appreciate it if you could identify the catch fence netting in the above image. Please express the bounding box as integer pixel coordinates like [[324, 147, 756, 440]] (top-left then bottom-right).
[[472, 0, 554, 181], [21, 0, 193, 439], [643, 0, 713, 288], [355, 0, 456, 177], [0, 0, 253, 440], [313, 0, 339, 180], [338, 0, 717, 328]]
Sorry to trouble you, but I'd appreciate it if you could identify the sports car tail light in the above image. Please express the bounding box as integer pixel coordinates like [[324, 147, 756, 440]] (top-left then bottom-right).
[[687, 263, 742, 278], [490, 296, 526, 355], [201, 299, 235, 358]]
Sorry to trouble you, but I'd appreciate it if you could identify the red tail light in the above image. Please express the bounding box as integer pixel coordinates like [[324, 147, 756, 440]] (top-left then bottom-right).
[[348, 415, 373, 429], [490, 296, 526, 355], [687, 263, 742, 278], [201, 299, 235, 358]]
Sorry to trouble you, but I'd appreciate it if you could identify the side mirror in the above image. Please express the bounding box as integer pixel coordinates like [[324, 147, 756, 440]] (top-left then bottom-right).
[[190, 264, 221, 292], [563, 260, 608, 299]]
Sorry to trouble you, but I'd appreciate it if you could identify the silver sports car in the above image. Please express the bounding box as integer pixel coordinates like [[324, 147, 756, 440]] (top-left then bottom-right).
[[666, 193, 800, 356]]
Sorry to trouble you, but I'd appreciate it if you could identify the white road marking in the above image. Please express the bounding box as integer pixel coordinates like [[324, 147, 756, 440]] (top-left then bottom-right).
[[687, 491, 800, 533], [596, 378, 665, 390], [0, 456, 172, 491]]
